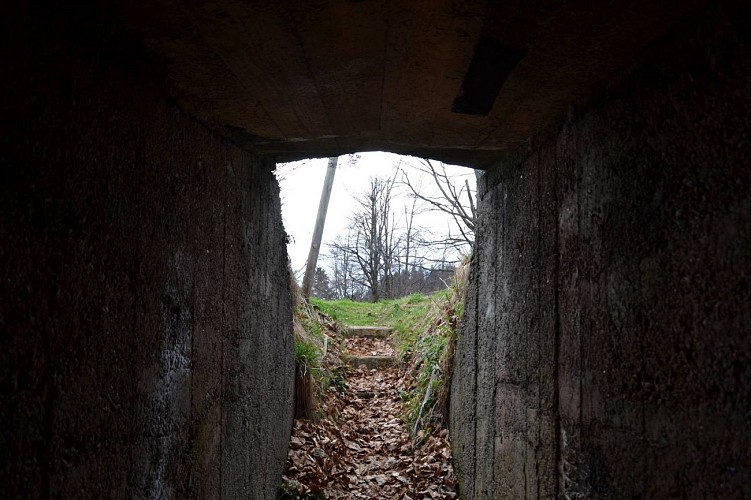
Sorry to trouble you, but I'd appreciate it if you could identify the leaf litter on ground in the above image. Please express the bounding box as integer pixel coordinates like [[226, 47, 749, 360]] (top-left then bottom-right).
[[281, 364, 458, 499], [344, 337, 395, 357]]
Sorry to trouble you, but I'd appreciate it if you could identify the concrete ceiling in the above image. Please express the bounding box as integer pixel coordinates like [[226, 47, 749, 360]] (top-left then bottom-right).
[[117, 0, 706, 168]]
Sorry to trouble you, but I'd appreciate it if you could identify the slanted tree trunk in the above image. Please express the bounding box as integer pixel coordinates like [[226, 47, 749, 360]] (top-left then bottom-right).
[[302, 157, 338, 298]]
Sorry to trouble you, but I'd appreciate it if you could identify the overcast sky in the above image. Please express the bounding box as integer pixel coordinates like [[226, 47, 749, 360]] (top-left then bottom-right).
[[274, 152, 476, 278]]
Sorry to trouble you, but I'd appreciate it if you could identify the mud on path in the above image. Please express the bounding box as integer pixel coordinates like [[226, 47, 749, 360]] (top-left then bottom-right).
[[281, 336, 458, 499]]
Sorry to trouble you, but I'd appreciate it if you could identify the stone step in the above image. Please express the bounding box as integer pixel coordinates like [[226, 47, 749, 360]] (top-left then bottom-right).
[[345, 325, 392, 339], [344, 355, 396, 370]]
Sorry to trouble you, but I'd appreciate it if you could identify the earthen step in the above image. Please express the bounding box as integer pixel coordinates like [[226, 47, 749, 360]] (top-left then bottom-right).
[[345, 325, 392, 339], [344, 355, 396, 370]]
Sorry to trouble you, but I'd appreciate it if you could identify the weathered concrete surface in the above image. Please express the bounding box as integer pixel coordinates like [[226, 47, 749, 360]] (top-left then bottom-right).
[[450, 2, 751, 498], [110, 0, 708, 167], [345, 356, 397, 371], [345, 326, 393, 339], [0, 9, 294, 499]]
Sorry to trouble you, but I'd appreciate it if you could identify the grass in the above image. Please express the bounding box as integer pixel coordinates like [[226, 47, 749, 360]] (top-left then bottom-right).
[[310, 260, 470, 441], [294, 338, 321, 376], [290, 275, 348, 421], [311, 293, 434, 358], [402, 295, 458, 441]]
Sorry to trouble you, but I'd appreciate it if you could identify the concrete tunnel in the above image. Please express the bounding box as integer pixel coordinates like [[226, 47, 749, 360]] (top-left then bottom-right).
[[1, 0, 749, 498]]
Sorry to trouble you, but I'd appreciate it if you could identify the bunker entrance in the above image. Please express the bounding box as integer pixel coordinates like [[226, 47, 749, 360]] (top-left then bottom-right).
[[274, 152, 475, 497]]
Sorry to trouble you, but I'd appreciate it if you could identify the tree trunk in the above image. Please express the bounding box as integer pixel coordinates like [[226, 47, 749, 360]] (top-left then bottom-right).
[[302, 157, 338, 298]]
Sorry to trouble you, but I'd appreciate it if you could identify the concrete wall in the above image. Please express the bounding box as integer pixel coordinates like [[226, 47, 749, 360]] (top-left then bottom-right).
[[0, 6, 294, 498], [450, 3, 751, 498]]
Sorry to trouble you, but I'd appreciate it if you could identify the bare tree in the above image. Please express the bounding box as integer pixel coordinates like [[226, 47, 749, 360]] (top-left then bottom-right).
[[393, 198, 412, 297], [328, 231, 365, 300], [328, 235, 349, 299], [326, 170, 468, 301], [397, 158, 476, 249], [327, 176, 411, 301], [347, 177, 393, 301]]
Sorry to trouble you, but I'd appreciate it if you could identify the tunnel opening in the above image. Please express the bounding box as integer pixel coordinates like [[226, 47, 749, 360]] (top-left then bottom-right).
[[275, 153, 476, 284], [274, 152, 475, 497]]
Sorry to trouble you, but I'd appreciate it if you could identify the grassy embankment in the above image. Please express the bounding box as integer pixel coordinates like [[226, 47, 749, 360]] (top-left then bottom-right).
[[295, 261, 469, 441], [290, 278, 347, 420]]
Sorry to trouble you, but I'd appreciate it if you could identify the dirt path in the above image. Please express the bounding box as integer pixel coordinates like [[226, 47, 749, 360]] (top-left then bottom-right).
[[281, 336, 458, 499]]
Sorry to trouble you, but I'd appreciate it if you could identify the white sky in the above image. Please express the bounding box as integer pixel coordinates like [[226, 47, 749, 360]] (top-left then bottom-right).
[[274, 151, 476, 278]]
